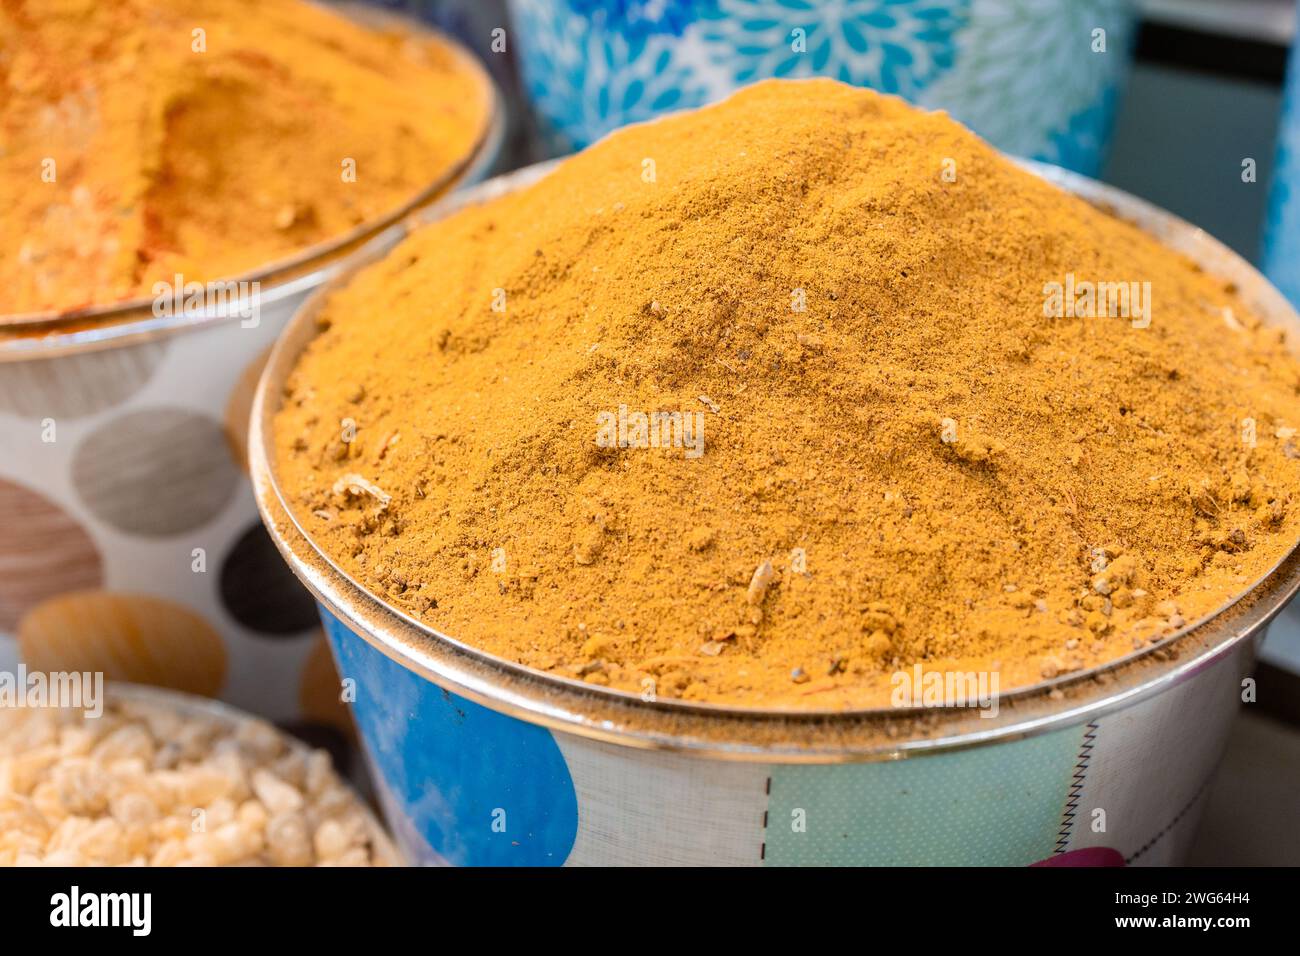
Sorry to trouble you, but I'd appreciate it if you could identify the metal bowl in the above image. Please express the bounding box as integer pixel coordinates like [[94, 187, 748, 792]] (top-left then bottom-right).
[[250, 158, 1300, 761]]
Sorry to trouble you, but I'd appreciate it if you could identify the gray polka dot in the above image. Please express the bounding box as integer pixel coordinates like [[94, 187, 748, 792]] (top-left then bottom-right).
[[0, 340, 167, 419], [72, 408, 239, 536]]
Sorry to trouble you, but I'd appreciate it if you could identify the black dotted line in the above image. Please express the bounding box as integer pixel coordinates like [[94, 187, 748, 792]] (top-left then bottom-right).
[[1125, 779, 1212, 864], [1056, 720, 1100, 854], [760, 775, 771, 862]]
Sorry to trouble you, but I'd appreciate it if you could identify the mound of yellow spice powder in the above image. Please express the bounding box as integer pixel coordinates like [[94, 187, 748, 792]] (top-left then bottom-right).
[[0, 0, 490, 316], [275, 79, 1300, 709]]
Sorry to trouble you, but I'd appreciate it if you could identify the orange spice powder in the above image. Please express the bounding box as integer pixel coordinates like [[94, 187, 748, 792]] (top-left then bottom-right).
[[0, 0, 490, 317], [273, 79, 1300, 709]]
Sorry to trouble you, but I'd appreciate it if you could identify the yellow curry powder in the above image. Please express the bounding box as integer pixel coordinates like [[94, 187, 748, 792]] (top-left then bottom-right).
[[0, 0, 490, 316], [275, 80, 1300, 709]]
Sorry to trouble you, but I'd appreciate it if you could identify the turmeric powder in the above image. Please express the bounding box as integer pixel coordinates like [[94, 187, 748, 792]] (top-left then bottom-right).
[[274, 79, 1300, 710], [0, 0, 490, 316]]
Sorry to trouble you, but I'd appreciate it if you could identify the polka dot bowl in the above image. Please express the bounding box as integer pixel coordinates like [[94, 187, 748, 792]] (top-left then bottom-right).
[[0, 10, 504, 732], [249, 159, 1300, 866]]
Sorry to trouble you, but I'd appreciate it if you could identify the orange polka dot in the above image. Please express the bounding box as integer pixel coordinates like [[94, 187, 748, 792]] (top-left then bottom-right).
[[299, 632, 355, 739], [18, 590, 227, 698]]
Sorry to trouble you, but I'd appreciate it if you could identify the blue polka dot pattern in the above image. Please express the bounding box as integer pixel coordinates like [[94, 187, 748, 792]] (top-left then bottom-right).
[[322, 608, 579, 866]]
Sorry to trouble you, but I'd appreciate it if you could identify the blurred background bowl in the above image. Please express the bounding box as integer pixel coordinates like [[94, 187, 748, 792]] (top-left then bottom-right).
[[0, 8, 502, 751], [506, 0, 1137, 175]]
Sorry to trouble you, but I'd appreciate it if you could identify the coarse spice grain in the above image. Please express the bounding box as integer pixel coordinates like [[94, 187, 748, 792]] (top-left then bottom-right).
[[0, 0, 490, 316], [273, 79, 1300, 710], [0, 698, 393, 866]]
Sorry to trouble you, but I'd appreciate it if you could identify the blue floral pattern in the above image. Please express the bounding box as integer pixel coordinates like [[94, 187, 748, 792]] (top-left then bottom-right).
[[917, 0, 1134, 177], [512, 0, 714, 152], [508, 0, 1135, 173], [1263, 43, 1300, 305], [1040, 86, 1121, 177], [569, 0, 716, 39], [696, 0, 967, 96]]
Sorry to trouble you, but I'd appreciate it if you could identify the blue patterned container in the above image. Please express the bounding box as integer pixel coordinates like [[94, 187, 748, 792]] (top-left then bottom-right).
[[1263, 41, 1300, 309], [316, 599, 1253, 866], [1260, 41, 1300, 676], [250, 162, 1300, 867], [507, 0, 1136, 174]]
